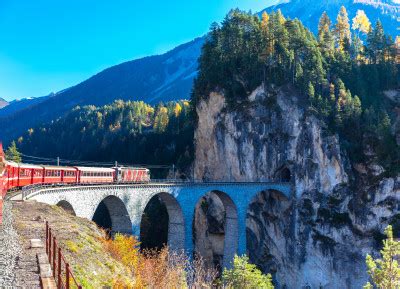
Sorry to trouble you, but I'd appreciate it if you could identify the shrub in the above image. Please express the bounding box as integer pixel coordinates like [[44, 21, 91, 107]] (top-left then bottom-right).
[[222, 255, 274, 289]]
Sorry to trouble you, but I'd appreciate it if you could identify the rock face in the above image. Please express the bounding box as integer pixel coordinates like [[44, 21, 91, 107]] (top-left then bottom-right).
[[194, 85, 400, 288], [193, 192, 226, 270]]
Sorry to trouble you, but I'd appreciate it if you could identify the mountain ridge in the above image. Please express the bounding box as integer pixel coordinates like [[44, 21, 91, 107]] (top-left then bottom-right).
[[0, 97, 8, 109]]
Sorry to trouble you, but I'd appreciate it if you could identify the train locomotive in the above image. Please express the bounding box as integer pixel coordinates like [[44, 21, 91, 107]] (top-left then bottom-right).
[[0, 142, 150, 194]]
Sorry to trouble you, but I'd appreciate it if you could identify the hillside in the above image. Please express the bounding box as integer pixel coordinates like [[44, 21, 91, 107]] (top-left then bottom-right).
[[0, 95, 49, 118], [0, 37, 203, 144]]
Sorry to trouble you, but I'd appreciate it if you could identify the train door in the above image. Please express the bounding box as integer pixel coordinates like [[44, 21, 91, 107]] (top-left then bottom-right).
[[17, 165, 20, 187], [30, 168, 34, 185], [42, 168, 45, 183]]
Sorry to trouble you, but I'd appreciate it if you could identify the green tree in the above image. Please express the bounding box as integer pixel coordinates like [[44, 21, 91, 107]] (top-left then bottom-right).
[[364, 225, 400, 289], [222, 255, 274, 289], [367, 20, 386, 64], [5, 141, 22, 163]]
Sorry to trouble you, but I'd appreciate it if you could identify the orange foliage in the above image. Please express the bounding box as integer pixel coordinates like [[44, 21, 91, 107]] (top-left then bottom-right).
[[101, 233, 217, 288]]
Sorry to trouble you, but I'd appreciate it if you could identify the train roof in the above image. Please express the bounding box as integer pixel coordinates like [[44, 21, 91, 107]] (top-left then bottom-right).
[[7, 161, 43, 169], [112, 167, 149, 170], [43, 165, 77, 171], [74, 166, 115, 172]]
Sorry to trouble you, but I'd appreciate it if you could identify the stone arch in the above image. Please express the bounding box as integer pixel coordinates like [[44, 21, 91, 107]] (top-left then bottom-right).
[[140, 192, 185, 251], [92, 195, 132, 236], [56, 200, 76, 216], [246, 189, 292, 286], [193, 190, 238, 269], [274, 166, 292, 182]]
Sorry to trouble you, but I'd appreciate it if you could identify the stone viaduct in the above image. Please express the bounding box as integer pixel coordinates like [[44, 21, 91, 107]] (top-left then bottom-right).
[[22, 182, 291, 268]]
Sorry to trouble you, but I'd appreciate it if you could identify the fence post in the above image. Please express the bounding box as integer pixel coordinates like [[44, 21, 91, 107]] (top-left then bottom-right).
[[57, 247, 62, 289], [45, 221, 49, 255], [53, 237, 56, 278], [48, 229, 52, 264], [66, 263, 70, 289]]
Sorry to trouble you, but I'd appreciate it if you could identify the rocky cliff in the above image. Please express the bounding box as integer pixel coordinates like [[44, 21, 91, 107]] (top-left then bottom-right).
[[193, 85, 400, 288]]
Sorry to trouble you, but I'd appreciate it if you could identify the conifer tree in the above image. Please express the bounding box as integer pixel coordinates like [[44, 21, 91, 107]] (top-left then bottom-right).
[[364, 225, 400, 289], [318, 12, 334, 53], [5, 141, 22, 163], [261, 11, 269, 31], [335, 6, 351, 52], [367, 20, 385, 63]]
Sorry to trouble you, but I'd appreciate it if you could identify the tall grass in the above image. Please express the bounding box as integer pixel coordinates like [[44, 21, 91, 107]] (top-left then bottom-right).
[[102, 233, 218, 288]]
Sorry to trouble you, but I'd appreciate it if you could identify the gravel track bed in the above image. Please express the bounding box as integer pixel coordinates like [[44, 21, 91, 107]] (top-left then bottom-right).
[[0, 199, 41, 288], [0, 200, 22, 286]]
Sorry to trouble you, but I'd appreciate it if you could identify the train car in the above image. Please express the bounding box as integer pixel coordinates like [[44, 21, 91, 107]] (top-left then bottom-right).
[[43, 165, 78, 184], [43, 165, 63, 184], [75, 167, 114, 183], [5, 161, 44, 188], [114, 167, 150, 183], [0, 143, 9, 194]]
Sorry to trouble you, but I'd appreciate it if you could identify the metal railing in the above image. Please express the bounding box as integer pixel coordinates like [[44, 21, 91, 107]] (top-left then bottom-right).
[[46, 221, 82, 289]]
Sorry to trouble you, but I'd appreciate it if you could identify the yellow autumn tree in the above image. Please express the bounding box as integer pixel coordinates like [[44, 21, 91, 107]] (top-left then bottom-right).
[[261, 11, 269, 30], [352, 10, 371, 35], [352, 10, 371, 59], [153, 106, 169, 133], [335, 6, 351, 51], [174, 103, 182, 118]]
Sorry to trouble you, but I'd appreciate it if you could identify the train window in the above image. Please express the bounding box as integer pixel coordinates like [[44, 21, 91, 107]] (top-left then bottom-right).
[[67, 171, 75, 177]]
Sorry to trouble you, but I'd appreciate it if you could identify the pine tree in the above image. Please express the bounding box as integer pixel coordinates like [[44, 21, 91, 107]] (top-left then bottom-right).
[[5, 141, 22, 163], [307, 82, 315, 106], [318, 12, 334, 53], [335, 6, 351, 52], [367, 20, 385, 63], [364, 225, 400, 289]]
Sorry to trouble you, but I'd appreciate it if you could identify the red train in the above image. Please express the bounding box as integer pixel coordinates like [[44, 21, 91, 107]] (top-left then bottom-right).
[[0, 143, 150, 194]]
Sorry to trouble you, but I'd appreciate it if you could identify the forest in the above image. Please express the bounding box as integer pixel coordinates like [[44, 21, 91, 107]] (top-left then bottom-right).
[[193, 7, 399, 173], [16, 100, 193, 177]]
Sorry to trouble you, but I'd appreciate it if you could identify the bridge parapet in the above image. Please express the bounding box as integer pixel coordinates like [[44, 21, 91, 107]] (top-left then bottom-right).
[[22, 181, 292, 201]]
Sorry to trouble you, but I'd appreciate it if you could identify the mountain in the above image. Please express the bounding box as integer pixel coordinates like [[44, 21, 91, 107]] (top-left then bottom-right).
[[0, 37, 204, 144], [0, 98, 8, 109], [0, 95, 50, 118], [262, 0, 399, 37], [2, 0, 399, 144]]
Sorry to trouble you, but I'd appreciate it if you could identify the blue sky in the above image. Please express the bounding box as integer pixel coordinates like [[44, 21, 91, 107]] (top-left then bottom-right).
[[0, 0, 279, 101]]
